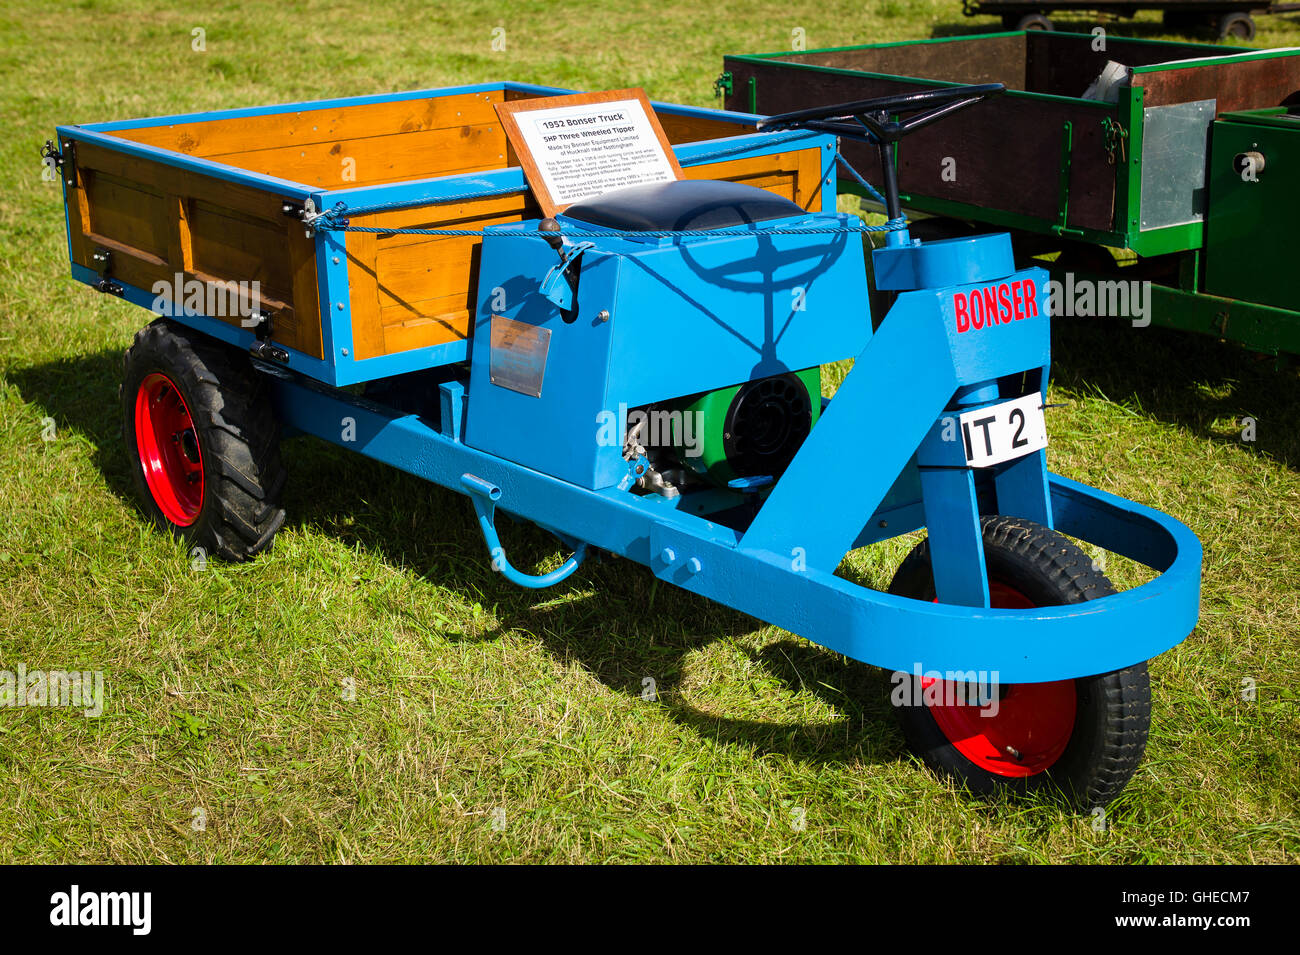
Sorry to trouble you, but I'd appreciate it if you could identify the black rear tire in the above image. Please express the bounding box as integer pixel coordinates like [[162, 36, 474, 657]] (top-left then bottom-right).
[[121, 319, 286, 561], [890, 515, 1151, 809], [1015, 13, 1054, 31], [1217, 12, 1255, 41]]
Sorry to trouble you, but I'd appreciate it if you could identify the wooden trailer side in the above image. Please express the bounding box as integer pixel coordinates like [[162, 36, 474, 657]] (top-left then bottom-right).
[[723, 55, 1120, 235], [63, 139, 324, 359], [109, 90, 512, 190]]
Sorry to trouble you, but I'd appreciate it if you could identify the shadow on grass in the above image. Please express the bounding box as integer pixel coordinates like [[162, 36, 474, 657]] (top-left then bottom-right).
[[6, 346, 904, 769], [1049, 318, 1300, 469]]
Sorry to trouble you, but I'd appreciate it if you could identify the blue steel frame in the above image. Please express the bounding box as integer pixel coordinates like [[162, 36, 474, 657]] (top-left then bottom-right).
[[263, 223, 1200, 684], [56, 82, 837, 387]]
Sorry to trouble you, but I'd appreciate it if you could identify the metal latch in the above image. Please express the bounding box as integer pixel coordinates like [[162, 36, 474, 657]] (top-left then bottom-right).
[[245, 309, 290, 364], [714, 72, 733, 99], [90, 248, 124, 297], [540, 241, 594, 310], [1102, 118, 1129, 165]]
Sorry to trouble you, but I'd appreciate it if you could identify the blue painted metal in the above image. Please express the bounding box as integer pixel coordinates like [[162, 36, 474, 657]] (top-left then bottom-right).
[[460, 473, 590, 588], [267, 369, 1200, 682], [873, 233, 1017, 291], [465, 210, 869, 490]]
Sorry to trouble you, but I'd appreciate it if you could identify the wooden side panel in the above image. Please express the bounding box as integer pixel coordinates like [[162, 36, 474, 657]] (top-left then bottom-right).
[[724, 57, 1119, 233], [767, 36, 1028, 90], [1136, 56, 1300, 112], [656, 110, 753, 144], [1025, 34, 1236, 99], [68, 140, 323, 359], [111, 91, 511, 191], [345, 192, 535, 361]]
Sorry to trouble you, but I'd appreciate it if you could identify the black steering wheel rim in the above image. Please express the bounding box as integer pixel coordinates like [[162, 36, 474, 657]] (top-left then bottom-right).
[[757, 83, 1005, 144]]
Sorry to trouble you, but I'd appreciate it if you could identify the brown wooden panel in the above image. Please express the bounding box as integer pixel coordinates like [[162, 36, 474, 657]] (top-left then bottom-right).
[[346, 194, 532, 360], [769, 36, 1027, 90], [84, 173, 169, 260], [657, 111, 752, 144], [187, 200, 294, 300], [345, 230, 384, 361], [69, 140, 323, 358], [726, 59, 1119, 233], [380, 301, 471, 352], [208, 123, 508, 188], [1136, 56, 1300, 112], [110, 90, 505, 158]]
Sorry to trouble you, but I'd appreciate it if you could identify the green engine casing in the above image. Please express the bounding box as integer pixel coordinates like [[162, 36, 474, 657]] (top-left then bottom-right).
[[668, 367, 822, 487]]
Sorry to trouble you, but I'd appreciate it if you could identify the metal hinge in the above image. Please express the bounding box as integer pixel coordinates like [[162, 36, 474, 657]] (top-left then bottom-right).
[[42, 139, 77, 187], [713, 71, 733, 99]]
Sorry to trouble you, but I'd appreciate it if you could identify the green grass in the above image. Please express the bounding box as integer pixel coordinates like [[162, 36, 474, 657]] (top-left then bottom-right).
[[2, 0, 1299, 863]]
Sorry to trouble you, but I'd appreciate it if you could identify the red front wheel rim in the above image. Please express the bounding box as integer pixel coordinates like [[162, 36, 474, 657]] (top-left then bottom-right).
[[924, 580, 1078, 778], [134, 372, 205, 527]]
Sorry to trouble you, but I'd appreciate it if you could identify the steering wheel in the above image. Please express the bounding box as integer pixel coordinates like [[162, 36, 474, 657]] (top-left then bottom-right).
[[756, 84, 1005, 222], [756, 83, 1005, 144]]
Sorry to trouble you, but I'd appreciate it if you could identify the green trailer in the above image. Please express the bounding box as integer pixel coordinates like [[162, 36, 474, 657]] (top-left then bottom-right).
[[719, 31, 1300, 354]]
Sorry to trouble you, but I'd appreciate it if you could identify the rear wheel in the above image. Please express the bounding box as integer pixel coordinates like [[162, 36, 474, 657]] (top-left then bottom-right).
[[890, 515, 1151, 809], [1013, 13, 1054, 30], [122, 319, 286, 561], [1217, 11, 1255, 40]]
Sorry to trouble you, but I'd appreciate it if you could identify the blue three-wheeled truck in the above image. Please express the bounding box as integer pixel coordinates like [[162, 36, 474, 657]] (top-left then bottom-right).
[[49, 79, 1201, 808]]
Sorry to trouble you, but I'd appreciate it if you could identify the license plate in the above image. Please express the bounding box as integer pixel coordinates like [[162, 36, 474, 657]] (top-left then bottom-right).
[[958, 394, 1048, 468]]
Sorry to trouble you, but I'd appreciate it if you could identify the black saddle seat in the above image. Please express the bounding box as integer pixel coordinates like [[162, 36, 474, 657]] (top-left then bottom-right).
[[562, 179, 806, 232]]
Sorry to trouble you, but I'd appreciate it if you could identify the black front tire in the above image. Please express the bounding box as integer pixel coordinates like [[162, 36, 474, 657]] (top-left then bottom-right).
[[890, 515, 1151, 809], [121, 319, 286, 561]]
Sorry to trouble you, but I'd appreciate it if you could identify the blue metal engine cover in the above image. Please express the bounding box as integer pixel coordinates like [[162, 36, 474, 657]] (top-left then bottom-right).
[[466, 211, 870, 489]]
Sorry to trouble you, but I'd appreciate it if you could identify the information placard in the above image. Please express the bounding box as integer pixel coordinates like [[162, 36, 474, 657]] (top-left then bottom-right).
[[495, 88, 684, 217]]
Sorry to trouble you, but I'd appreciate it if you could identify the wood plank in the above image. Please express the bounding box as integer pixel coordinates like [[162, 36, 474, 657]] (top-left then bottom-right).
[[110, 90, 505, 158], [207, 123, 508, 189], [85, 173, 169, 260], [380, 306, 471, 353], [727, 60, 1119, 233], [76, 141, 288, 220], [1136, 56, 1300, 112], [657, 111, 752, 144]]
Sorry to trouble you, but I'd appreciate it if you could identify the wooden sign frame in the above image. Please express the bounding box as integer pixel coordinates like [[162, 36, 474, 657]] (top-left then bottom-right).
[[495, 88, 684, 217]]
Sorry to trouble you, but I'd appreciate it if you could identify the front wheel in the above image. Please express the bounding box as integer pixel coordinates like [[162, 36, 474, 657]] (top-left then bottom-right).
[[889, 516, 1151, 809]]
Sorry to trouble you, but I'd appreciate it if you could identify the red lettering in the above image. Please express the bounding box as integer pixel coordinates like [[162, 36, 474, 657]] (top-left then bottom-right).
[[997, 283, 1012, 324], [1023, 279, 1038, 318], [970, 290, 984, 329], [982, 287, 998, 325], [1011, 282, 1024, 321], [955, 292, 969, 332]]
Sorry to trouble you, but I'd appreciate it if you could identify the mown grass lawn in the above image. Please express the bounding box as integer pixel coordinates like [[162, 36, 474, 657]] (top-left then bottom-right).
[[1, 0, 1297, 863]]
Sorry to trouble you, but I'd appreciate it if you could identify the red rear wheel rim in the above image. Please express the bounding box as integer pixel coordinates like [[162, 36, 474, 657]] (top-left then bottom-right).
[[924, 580, 1077, 777], [134, 372, 204, 527]]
